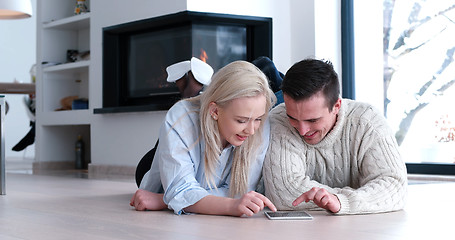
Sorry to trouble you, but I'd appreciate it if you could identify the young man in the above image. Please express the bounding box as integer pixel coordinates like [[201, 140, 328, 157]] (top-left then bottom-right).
[[263, 58, 407, 215]]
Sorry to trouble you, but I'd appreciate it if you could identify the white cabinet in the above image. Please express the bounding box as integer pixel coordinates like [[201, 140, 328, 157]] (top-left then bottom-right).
[[36, 0, 91, 167]]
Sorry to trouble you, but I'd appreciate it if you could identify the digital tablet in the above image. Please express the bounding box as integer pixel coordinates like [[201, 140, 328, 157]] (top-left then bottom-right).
[[264, 211, 313, 220]]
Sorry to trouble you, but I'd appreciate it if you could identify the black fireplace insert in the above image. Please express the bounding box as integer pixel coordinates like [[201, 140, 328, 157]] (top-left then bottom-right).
[[95, 11, 272, 114]]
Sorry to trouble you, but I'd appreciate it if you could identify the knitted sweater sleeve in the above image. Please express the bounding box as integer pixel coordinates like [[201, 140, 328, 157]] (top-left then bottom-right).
[[263, 103, 408, 215], [331, 107, 408, 215]]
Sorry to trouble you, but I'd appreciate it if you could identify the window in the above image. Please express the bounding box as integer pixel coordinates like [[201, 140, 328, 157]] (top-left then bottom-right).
[[346, 0, 455, 175]]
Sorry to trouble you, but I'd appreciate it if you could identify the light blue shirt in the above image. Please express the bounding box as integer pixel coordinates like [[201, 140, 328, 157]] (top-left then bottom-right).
[[140, 100, 270, 214]]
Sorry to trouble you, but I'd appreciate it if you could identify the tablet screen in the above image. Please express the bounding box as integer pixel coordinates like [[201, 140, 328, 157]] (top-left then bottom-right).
[[265, 211, 313, 220]]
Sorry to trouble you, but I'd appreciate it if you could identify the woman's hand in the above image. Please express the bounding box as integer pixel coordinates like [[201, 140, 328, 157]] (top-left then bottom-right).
[[184, 191, 276, 217], [231, 191, 277, 217], [130, 189, 167, 211]]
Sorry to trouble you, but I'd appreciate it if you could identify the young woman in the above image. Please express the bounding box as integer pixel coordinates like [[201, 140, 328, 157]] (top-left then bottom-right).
[[130, 60, 277, 216]]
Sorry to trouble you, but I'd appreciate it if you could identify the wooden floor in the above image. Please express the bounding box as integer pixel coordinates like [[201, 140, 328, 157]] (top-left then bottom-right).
[[0, 171, 147, 240], [1, 158, 165, 239], [2, 159, 455, 240]]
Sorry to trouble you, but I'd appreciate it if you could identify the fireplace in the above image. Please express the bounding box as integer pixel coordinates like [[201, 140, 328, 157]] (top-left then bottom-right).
[[95, 11, 272, 114]]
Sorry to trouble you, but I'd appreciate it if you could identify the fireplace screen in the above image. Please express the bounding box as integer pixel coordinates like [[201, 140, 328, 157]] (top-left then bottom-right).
[[98, 11, 271, 113], [128, 24, 247, 99]]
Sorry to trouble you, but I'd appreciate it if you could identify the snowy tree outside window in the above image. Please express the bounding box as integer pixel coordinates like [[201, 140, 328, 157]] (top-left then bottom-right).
[[383, 0, 455, 164]]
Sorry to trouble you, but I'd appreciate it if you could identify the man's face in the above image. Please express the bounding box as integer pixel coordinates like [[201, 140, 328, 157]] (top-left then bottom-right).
[[284, 92, 341, 145]]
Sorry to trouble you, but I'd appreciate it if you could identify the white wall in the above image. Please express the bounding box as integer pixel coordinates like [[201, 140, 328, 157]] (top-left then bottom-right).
[[289, 0, 315, 64], [187, 0, 294, 72], [314, 0, 342, 75], [0, 0, 36, 160], [90, 0, 188, 168], [353, 0, 384, 112]]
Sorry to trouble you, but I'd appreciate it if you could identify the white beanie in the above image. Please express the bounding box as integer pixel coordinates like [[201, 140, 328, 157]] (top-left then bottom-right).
[[166, 57, 214, 85]]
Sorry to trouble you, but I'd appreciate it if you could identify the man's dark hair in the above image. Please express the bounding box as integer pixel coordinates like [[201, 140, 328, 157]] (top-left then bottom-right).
[[281, 58, 340, 110]]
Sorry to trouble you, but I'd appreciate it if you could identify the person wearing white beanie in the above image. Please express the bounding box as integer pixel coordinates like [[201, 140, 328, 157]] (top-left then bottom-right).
[[135, 57, 214, 187], [166, 57, 214, 98]]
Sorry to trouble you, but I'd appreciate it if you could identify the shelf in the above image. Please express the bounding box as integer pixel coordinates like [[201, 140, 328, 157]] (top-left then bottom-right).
[[36, 1, 92, 168], [43, 13, 90, 30], [43, 61, 90, 73], [40, 109, 91, 126]]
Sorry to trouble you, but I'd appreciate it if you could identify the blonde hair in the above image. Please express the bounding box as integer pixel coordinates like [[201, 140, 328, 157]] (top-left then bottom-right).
[[189, 60, 276, 197]]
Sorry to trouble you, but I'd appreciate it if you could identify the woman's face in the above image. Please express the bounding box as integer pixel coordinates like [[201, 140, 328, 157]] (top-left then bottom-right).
[[211, 95, 267, 148]]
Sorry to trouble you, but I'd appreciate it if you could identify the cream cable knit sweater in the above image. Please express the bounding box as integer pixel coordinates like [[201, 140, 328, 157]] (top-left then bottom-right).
[[263, 99, 407, 215]]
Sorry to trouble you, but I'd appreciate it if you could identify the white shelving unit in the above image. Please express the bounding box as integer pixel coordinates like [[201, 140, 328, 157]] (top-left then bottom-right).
[[41, 61, 89, 113], [36, 0, 91, 166]]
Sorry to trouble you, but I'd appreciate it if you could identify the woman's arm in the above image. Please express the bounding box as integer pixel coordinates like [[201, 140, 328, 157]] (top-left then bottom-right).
[[184, 191, 276, 217], [130, 189, 167, 211]]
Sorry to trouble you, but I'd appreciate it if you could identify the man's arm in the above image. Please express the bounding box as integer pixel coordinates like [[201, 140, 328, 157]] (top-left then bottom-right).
[[262, 108, 329, 210], [330, 133, 408, 215], [263, 138, 331, 211]]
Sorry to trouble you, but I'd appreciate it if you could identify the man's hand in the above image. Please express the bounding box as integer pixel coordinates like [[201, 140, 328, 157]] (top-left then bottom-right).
[[130, 189, 167, 211], [292, 187, 340, 213]]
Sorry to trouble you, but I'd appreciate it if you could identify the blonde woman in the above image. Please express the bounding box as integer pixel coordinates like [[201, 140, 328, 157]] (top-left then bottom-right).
[[130, 60, 277, 216]]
